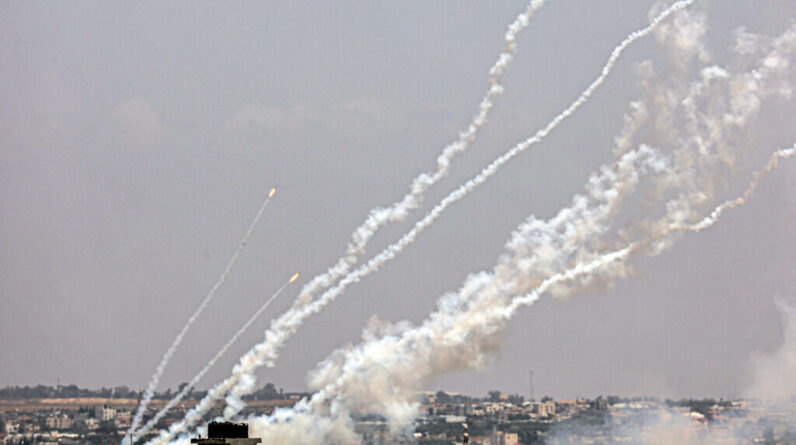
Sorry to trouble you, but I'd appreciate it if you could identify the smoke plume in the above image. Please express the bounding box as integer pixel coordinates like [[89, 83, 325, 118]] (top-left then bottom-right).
[[235, 14, 796, 443], [145, 3, 796, 445], [146, 1, 698, 442], [292, 0, 550, 313], [244, 144, 793, 444]]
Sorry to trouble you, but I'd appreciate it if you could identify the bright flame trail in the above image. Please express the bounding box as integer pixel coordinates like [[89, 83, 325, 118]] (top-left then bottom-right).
[[128, 187, 277, 437]]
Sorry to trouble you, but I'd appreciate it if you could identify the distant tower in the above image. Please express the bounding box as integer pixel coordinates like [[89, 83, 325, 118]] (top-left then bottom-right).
[[529, 370, 534, 402]]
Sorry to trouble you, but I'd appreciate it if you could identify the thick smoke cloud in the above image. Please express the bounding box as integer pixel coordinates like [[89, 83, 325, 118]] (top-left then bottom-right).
[[141, 3, 795, 445], [232, 16, 795, 444]]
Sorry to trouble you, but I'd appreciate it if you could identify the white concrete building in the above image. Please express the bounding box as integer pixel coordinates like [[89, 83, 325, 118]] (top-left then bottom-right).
[[94, 405, 117, 421]]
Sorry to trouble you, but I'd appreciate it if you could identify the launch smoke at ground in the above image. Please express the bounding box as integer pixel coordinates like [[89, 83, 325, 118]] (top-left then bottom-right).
[[243, 16, 795, 443], [246, 143, 794, 445], [128, 187, 277, 438], [131, 272, 298, 441]]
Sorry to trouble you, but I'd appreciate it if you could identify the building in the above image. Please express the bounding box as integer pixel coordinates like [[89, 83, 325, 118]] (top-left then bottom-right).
[[86, 418, 100, 430], [116, 410, 132, 428], [484, 430, 519, 445], [94, 405, 117, 421], [45, 414, 72, 430], [536, 400, 556, 418]]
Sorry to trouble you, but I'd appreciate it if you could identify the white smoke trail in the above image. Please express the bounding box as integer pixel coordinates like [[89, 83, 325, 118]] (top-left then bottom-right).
[[128, 187, 277, 437], [505, 145, 795, 348], [678, 146, 794, 232], [612, 20, 796, 261], [141, 3, 695, 442], [131, 273, 299, 442], [249, 144, 793, 445], [292, 0, 549, 310]]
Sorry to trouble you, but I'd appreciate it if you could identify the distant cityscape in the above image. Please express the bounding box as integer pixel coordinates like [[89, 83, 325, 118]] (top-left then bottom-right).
[[1, 384, 794, 444]]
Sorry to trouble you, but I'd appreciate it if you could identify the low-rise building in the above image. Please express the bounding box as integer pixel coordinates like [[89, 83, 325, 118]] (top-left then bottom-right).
[[116, 410, 132, 428], [45, 413, 72, 430], [484, 430, 519, 445], [95, 405, 117, 421]]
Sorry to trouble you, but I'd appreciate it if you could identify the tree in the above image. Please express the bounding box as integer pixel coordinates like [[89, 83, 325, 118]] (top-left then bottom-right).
[[98, 420, 117, 434], [262, 383, 279, 400], [507, 394, 525, 405], [114, 385, 132, 398]]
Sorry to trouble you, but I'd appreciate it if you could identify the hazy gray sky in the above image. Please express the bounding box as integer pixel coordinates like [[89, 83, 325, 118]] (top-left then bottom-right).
[[1, 1, 795, 400]]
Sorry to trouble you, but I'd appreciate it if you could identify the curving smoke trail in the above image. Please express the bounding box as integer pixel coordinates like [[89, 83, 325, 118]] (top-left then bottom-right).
[[249, 143, 794, 444], [128, 187, 277, 438], [675, 146, 795, 233], [141, 3, 696, 442], [130, 273, 299, 442]]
